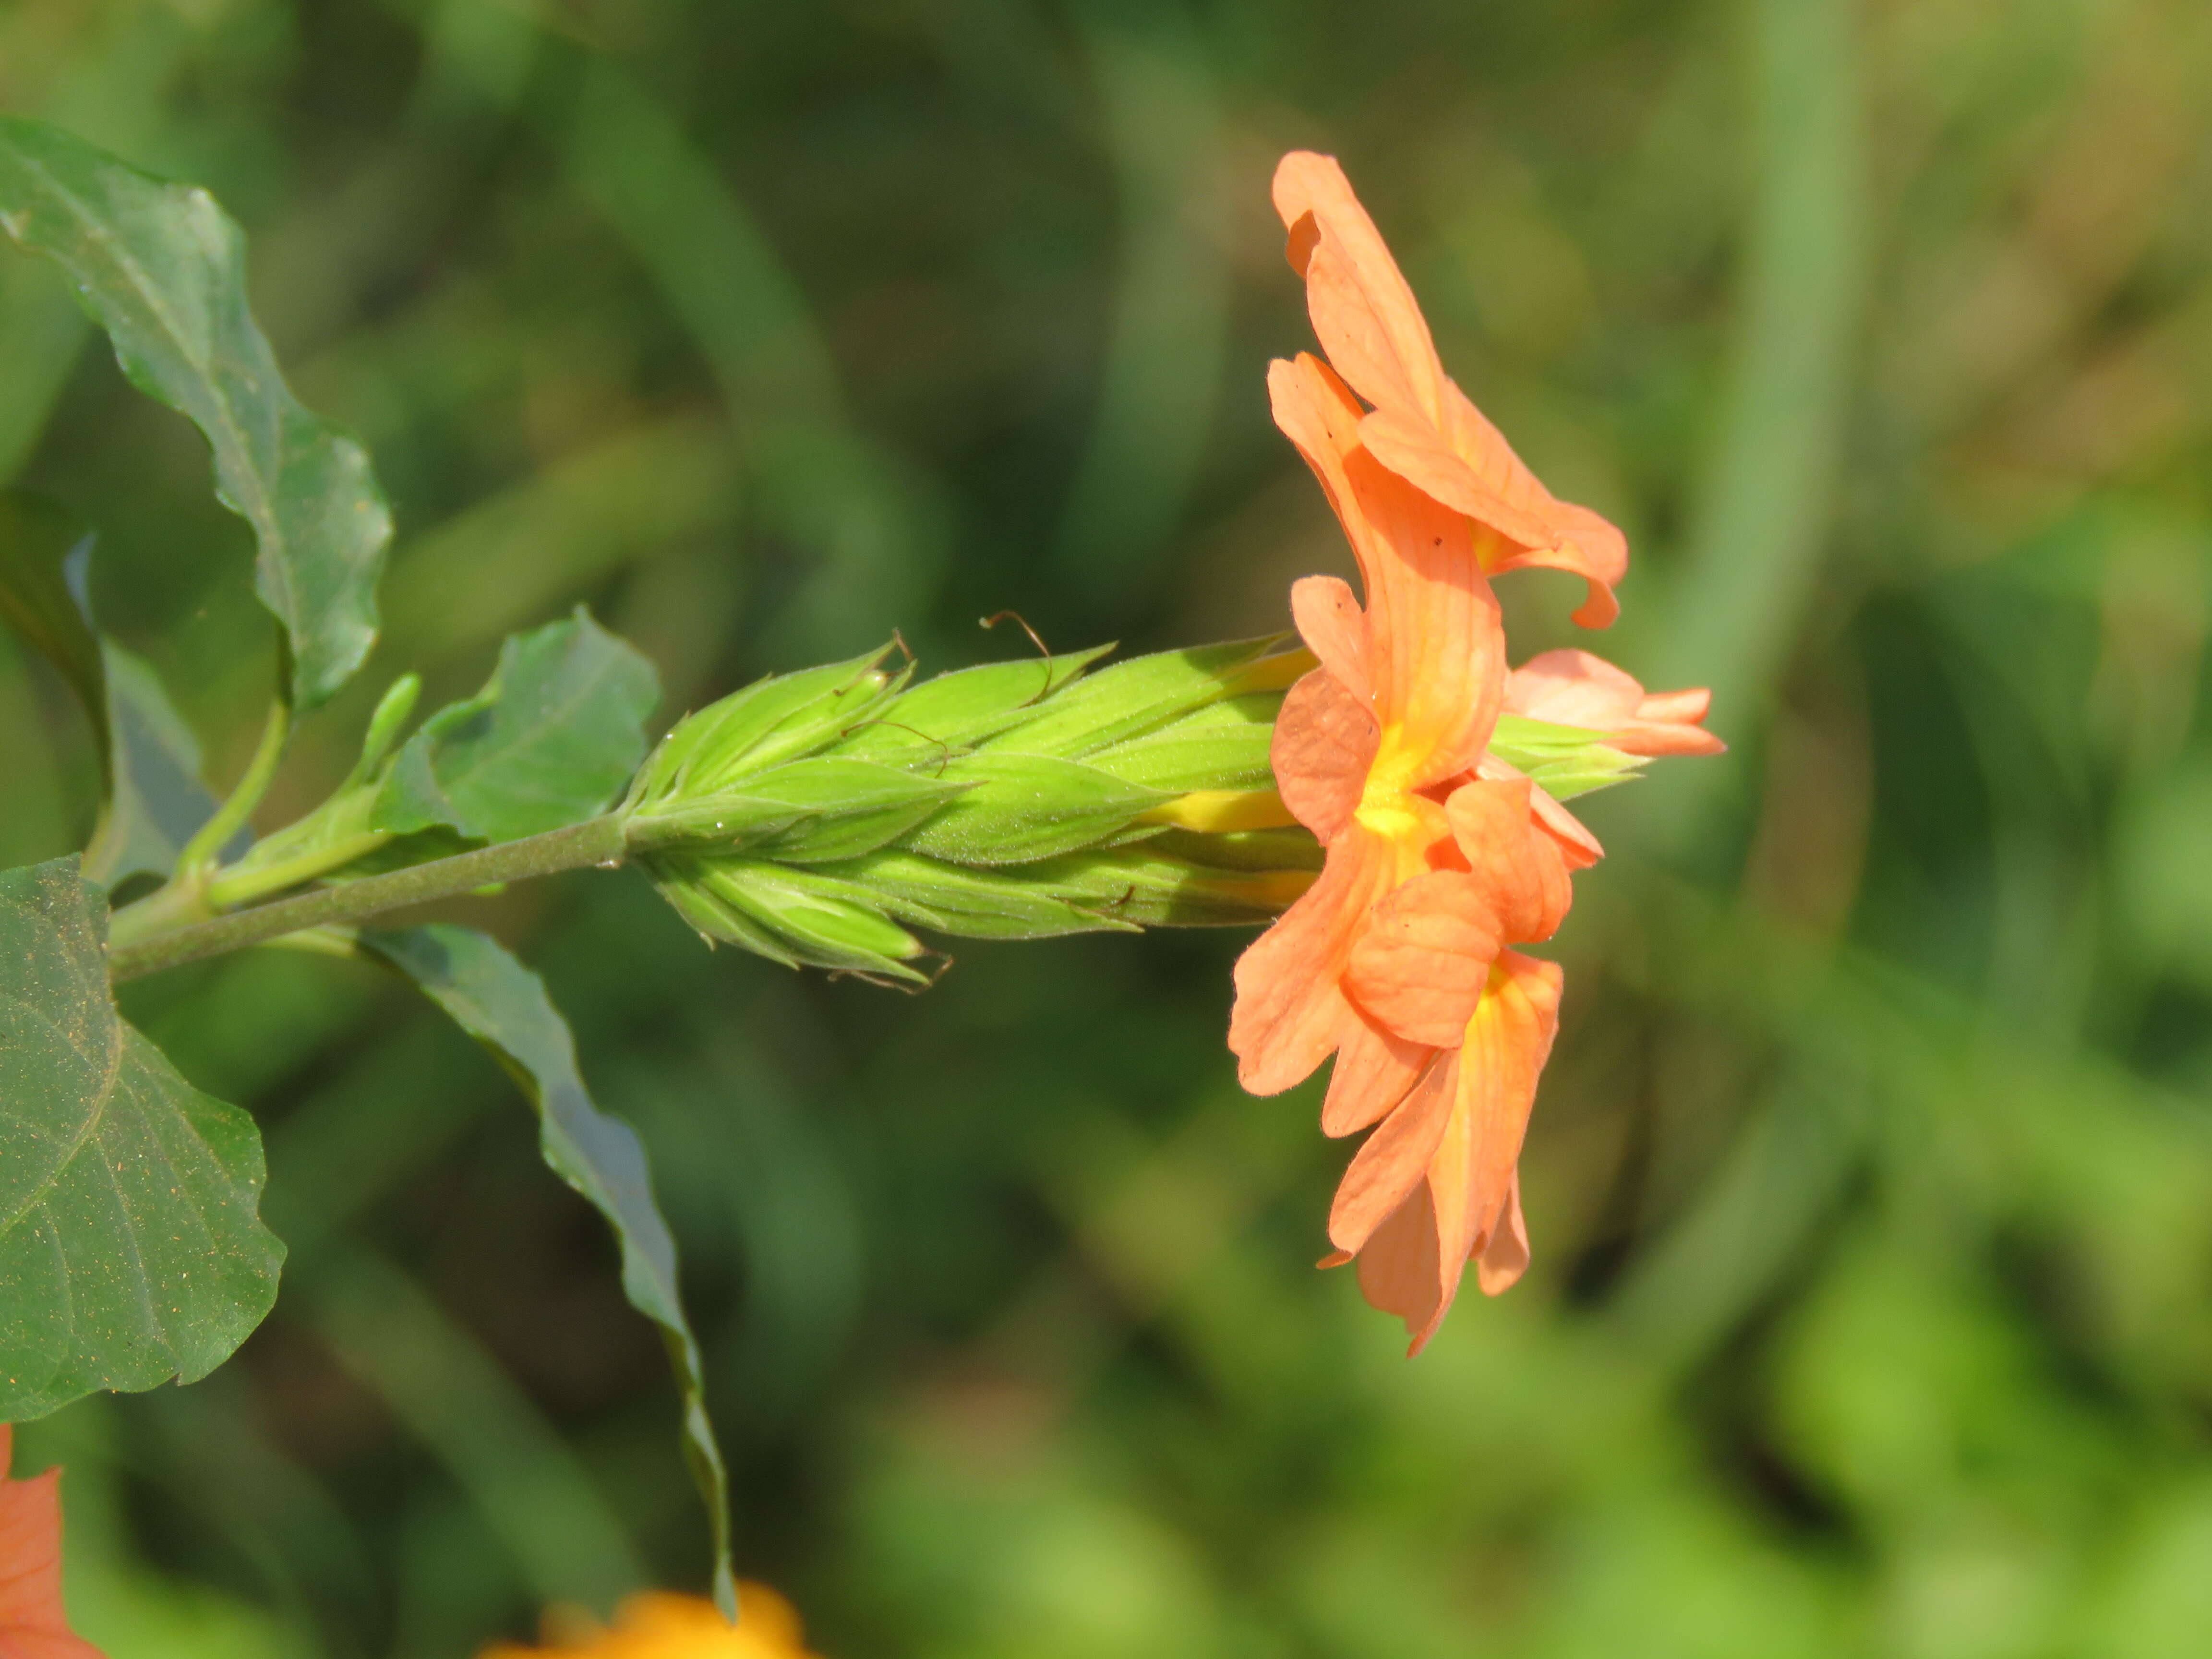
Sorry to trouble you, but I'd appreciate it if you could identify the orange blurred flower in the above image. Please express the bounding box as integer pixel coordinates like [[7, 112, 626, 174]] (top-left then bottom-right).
[[0, 1424, 104, 1659], [1505, 649, 1723, 758], [1235, 152, 1716, 1352], [479, 1588, 823, 1659]]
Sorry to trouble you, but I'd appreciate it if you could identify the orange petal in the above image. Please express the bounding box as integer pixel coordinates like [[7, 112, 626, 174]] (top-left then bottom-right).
[[1426, 950, 1564, 1303], [1228, 822, 1395, 1094], [1505, 649, 1723, 757], [1272, 668, 1376, 843], [0, 1427, 104, 1659], [1269, 355, 1506, 790], [1288, 575, 1371, 705], [1328, 1051, 1457, 1257], [1435, 383, 1625, 628], [1474, 1173, 1531, 1296], [1477, 753, 1604, 868], [1343, 870, 1502, 1046], [1272, 152, 1450, 428], [1443, 779, 1573, 944], [1503, 649, 1645, 729], [1322, 1007, 1431, 1137], [1352, 1180, 1449, 1355]]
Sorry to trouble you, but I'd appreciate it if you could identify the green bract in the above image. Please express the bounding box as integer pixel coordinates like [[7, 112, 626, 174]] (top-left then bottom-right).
[[627, 637, 1320, 975]]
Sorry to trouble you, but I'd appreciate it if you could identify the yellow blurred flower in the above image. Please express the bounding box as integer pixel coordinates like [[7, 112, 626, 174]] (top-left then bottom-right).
[[479, 1587, 823, 1659]]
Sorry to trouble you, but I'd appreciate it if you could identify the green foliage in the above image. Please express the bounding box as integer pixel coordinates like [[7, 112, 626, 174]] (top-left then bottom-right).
[[358, 926, 734, 1618], [374, 610, 660, 844], [0, 859, 281, 1420], [0, 118, 390, 710], [0, 492, 224, 885], [5, 0, 2211, 1655]]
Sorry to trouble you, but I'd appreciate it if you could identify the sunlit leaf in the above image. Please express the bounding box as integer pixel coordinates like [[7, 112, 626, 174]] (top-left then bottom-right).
[[374, 611, 660, 845], [359, 924, 734, 1616], [0, 117, 391, 709], [0, 857, 284, 1420]]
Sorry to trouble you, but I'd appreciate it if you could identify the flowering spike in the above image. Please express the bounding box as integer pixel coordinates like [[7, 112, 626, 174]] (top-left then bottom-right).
[[625, 637, 1321, 971]]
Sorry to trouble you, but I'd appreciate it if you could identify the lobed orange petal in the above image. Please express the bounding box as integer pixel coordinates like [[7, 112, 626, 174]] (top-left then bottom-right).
[[1328, 1052, 1456, 1258], [1474, 1174, 1531, 1296], [1271, 668, 1376, 844], [1287, 575, 1371, 705], [1321, 1008, 1432, 1138], [1272, 151, 1449, 428], [1350, 951, 1563, 1353], [1475, 753, 1604, 869], [0, 1427, 104, 1659], [1504, 649, 1723, 757], [1343, 870, 1503, 1047], [1229, 822, 1397, 1095], [1268, 354, 1505, 789], [1352, 1175, 1447, 1352], [1443, 779, 1573, 944]]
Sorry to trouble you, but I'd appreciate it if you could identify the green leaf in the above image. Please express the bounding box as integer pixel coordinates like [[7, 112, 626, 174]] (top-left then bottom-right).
[[375, 611, 660, 844], [0, 117, 392, 709], [0, 490, 104, 756], [357, 924, 735, 1617], [0, 495, 228, 886], [0, 856, 284, 1419], [904, 753, 1169, 866], [81, 642, 227, 888]]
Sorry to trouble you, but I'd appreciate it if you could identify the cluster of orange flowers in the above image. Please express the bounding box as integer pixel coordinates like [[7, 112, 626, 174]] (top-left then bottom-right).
[[1230, 153, 1719, 1354]]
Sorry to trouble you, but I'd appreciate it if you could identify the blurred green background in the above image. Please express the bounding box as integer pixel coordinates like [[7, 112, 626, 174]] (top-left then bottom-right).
[[6, 0, 2212, 1654]]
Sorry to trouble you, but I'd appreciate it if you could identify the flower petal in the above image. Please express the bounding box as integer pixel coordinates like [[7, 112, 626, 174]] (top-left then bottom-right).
[[1269, 355, 1507, 790], [1288, 574, 1371, 705], [1426, 950, 1563, 1310], [1322, 1007, 1431, 1137], [1272, 151, 1449, 427], [1343, 870, 1503, 1046], [1228, 822, 1395, 1095], [1272, 667, 1377, 843], [0, 1426, 103, 1659], [1503, 649, 1645, 729], [1443, 779, 1572, 944], [1352, 1178, 1448, 1355], [1505, 649, 1724, 757], [1474, 1173, 1531, 1296], [1477, 753, 1604, 868], [1328, 1050, 1456, 1257]]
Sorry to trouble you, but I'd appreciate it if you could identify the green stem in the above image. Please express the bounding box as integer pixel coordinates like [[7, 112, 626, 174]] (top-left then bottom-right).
[[175, 697, 292, 876], [204, 829, 396, 911], [109, 814, 626, 982]]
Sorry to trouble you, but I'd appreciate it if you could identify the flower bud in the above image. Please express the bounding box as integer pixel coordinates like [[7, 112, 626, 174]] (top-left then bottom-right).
[[627, 636, 1322, 977]]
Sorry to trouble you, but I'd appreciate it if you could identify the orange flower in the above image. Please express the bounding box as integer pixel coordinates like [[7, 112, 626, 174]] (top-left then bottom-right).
[[1235, 151, 1715, 1352], [1272, 151, 1626, 628], [1506, 649, 1724, 758], [0, 1424, 104, 1659], [479, 1588, 822, 1659]]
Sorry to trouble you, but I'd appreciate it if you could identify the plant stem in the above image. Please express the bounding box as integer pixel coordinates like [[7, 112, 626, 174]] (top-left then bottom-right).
[[108, 814, 626, 982], [175, 696, 292, 876]]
